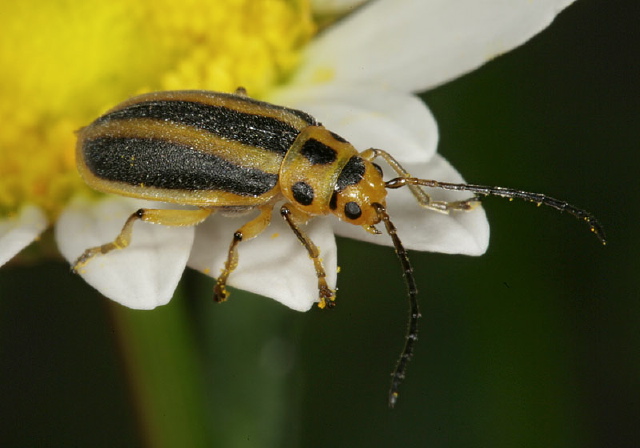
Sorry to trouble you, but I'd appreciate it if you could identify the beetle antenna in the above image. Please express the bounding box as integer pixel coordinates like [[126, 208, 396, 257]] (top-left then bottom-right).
[[373, 203, 420, 408], [385, 178, 606, 245]]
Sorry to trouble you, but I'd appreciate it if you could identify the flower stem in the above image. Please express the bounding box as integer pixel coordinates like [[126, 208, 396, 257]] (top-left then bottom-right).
[[109, 292, 211, 448]]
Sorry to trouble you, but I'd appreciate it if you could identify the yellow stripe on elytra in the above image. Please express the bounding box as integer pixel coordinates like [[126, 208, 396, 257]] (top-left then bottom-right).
[[79, 118, 284, 175]]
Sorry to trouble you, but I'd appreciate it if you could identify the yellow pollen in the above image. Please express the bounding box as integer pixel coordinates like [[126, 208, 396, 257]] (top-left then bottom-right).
[[310, 66, 336, 84], [0, 0, 315, 220]]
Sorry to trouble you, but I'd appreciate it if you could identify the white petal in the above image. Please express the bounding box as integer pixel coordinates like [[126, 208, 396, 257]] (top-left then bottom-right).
[[295, 0, 575, 92], [312, 0, 368, 14], [334, 154, 490, 255], [0, 205, 48, 267], [55, 196, 195, 309], [270, 84, 438, 164], [188, 209, 337, 312]]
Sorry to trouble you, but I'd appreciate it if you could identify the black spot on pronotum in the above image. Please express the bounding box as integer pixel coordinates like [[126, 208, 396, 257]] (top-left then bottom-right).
[[300, 138, 338, 165], [344, 201, 362, 220], [292, 181, 314, 206], [336, 156, 365, 192], [329, 191, 338, 210]]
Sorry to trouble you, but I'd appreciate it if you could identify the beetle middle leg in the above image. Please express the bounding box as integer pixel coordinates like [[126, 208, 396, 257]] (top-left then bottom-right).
[[280, 203, 335, 309], [361, 148, 481, 213], [72, 207, 213, 273], [214, 204, 273, 302]]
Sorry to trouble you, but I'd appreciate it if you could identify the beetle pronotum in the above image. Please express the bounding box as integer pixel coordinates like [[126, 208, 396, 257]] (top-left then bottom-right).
[[73, 88, 606, 407]]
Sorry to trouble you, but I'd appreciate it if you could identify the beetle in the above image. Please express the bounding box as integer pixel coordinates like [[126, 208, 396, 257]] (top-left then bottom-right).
[[74, 88, 606, 407]]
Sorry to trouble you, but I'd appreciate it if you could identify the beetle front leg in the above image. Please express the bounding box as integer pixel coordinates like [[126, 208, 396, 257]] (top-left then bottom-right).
[[214, 205, 273, 302], [72, 207, 214, 273], [280, 203, 336, 309], [361, 148, 481, 213]]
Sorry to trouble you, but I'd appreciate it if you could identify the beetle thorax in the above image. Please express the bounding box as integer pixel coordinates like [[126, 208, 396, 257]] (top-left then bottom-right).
[[279, 125, 387, 226], [280, 125, 361, 216]]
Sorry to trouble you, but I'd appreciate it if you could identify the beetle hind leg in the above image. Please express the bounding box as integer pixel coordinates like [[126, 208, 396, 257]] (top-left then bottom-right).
[[72, 207, 213, 273], [214, 205, 273, 302]]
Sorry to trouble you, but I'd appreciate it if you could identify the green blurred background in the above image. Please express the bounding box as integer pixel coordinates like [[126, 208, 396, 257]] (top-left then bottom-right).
[[1, 1, 637, 447]]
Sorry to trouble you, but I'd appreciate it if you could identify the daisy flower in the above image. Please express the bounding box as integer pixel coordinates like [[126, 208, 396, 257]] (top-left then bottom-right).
[[0, 0, 576, 311]]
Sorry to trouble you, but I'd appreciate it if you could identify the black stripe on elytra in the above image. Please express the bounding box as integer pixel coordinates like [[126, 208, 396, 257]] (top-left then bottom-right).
[[96, 100, 314, 155], [300, 138, 337, 165], [83, 136, 278, 196], [335, 156, 366, 192], [228, 93, 319, 125]]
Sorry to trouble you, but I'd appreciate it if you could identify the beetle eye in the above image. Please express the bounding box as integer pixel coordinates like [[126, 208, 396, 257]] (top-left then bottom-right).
[[344, 201, 362, 220]]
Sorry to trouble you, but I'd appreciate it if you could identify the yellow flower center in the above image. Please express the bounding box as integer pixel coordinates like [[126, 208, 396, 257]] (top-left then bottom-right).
[[0, 0, 315, 219]]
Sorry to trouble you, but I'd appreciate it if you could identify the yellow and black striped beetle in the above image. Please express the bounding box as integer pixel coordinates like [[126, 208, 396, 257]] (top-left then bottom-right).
[[74, 88, 606, 407]]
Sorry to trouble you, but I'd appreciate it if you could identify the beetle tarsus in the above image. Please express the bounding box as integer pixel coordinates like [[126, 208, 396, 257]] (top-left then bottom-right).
[[213, 283, 230, 302], [317, 286, 336, 309]]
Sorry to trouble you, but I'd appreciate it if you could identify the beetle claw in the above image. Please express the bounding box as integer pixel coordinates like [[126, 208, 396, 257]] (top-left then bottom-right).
[[317, 286, 336, 309], [213, 284, 230, 303]]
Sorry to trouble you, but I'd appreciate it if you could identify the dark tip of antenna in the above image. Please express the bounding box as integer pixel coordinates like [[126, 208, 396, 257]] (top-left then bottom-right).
[[587, 218, 607, 245]]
